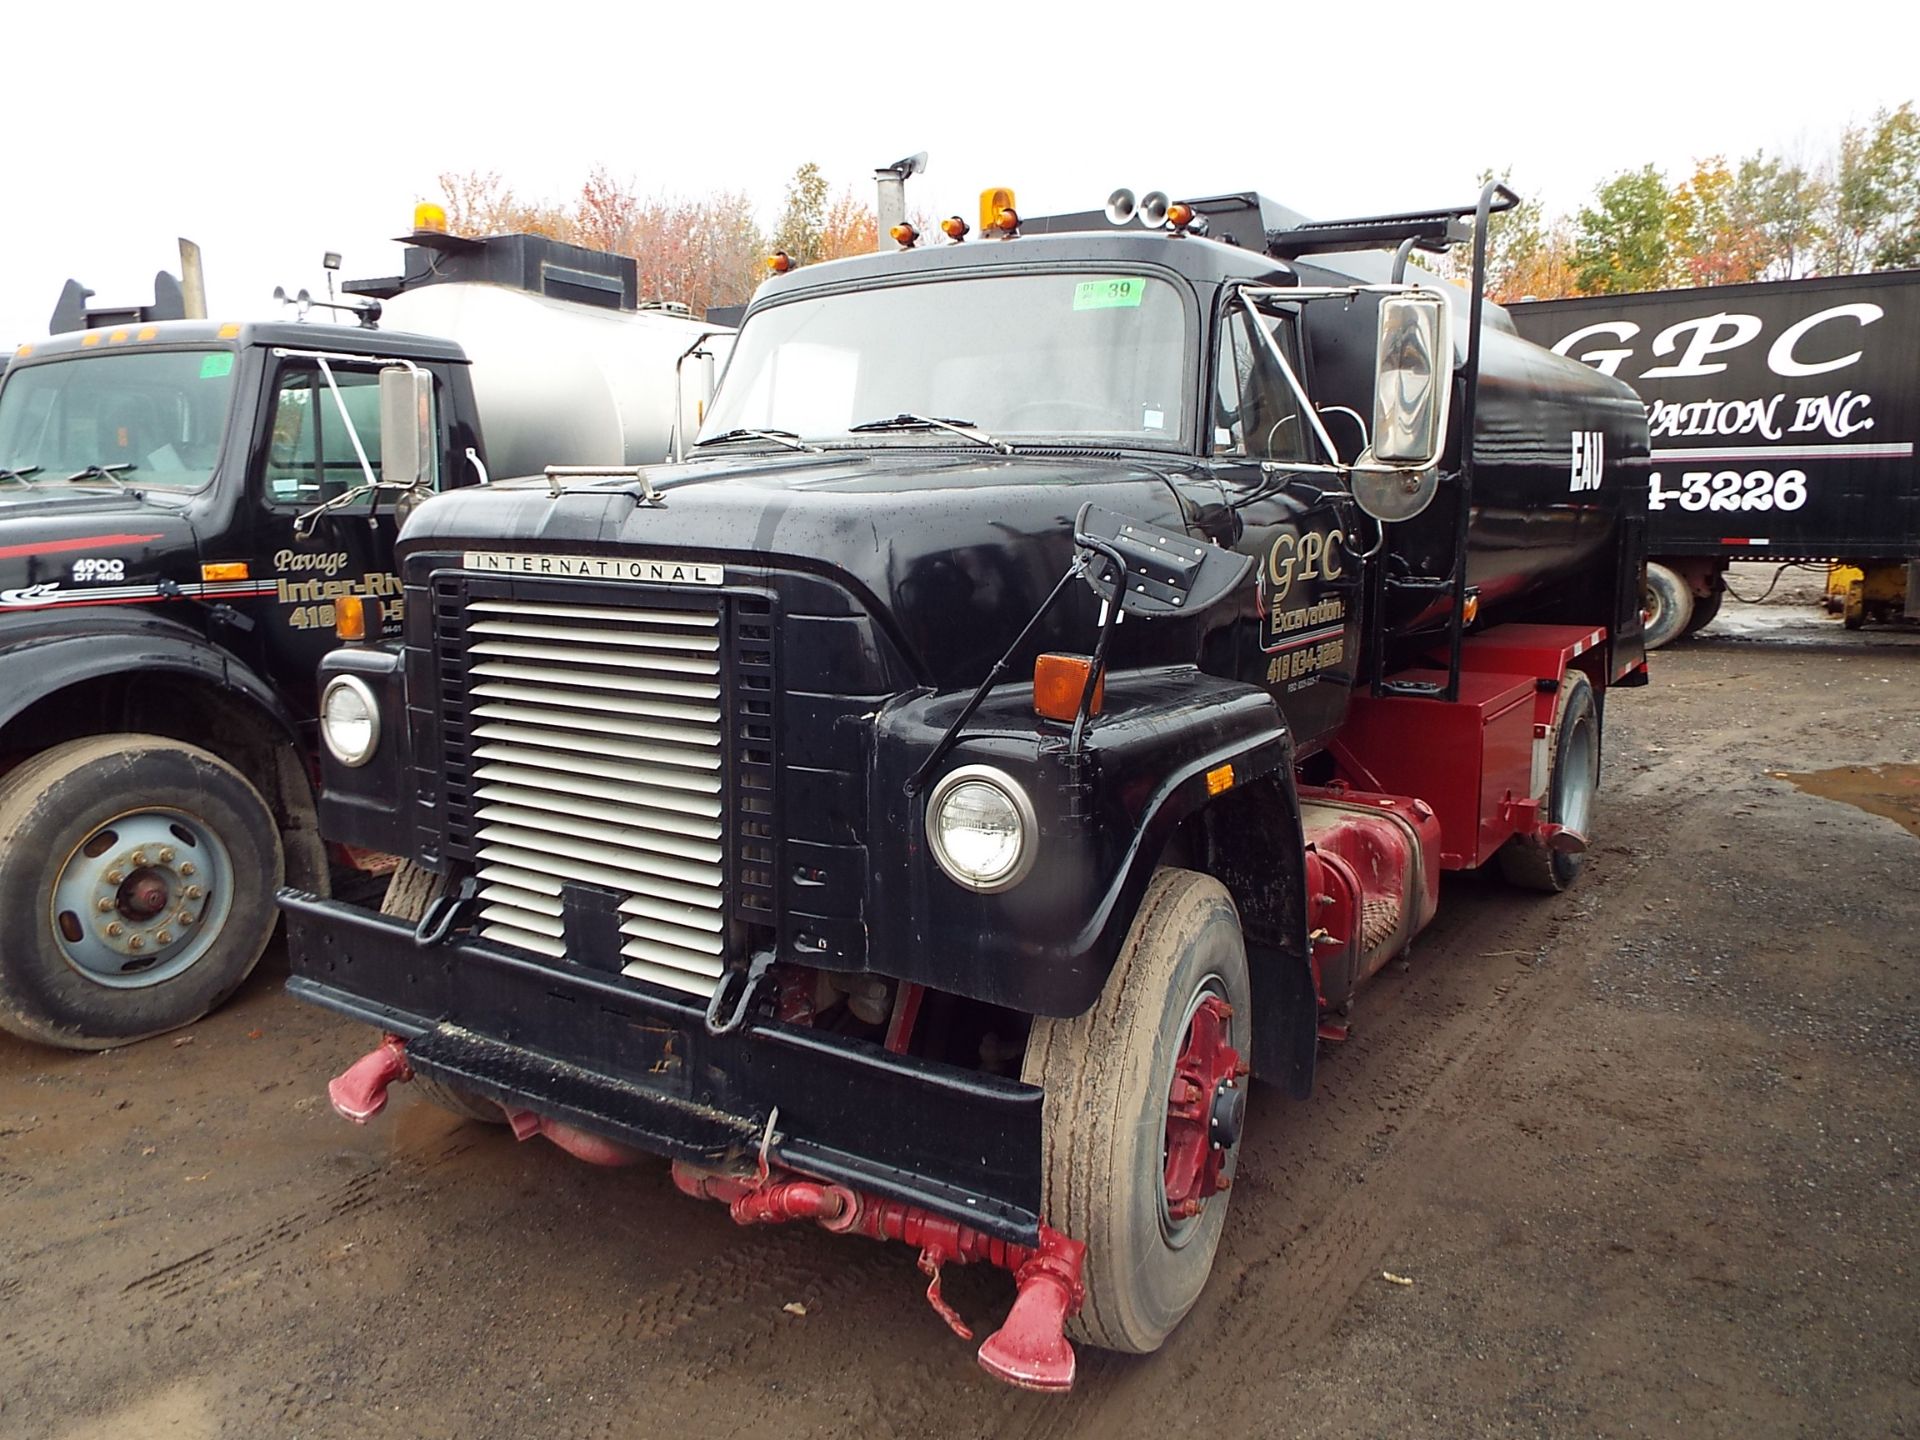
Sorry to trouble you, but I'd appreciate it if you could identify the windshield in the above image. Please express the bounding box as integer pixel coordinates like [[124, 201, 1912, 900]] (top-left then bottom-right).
[[0, 348, 238, 490], [702, 272, 1191, 447]]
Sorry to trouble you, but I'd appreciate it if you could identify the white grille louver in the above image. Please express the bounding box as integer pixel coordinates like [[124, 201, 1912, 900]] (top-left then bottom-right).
[[464, 597, 727, 997]]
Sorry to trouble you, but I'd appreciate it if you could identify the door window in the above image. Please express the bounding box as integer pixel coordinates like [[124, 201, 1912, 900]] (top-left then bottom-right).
[[1213, 310, 1317, 464], [262, 364, 437, 507]]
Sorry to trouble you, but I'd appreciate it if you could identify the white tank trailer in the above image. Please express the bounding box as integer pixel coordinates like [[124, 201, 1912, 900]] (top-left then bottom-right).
[[347, 230, 732, 477]]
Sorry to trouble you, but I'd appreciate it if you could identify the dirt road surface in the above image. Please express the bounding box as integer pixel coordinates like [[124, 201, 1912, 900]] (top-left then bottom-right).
[[3, 594, 1915, 1440]]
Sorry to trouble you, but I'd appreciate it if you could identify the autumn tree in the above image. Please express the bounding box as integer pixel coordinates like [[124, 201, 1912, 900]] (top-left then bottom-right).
[[1573, 165, 1676, 294], [1817, 102, 1920, 273], [771, 162, 830, 266], [1726, 153, 1825, 281], [819, 187, 878, 261], [433, 170, 574, 240]]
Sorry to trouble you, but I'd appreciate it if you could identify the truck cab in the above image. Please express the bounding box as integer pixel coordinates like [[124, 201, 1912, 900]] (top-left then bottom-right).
[[0, 226, 724, 1049]]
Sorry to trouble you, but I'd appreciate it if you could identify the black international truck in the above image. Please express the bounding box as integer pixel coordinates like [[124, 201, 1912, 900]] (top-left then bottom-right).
[[0, 227, 723, 1049], [1510, 270, 1920, 645], [284, 184, 1648, 1390]]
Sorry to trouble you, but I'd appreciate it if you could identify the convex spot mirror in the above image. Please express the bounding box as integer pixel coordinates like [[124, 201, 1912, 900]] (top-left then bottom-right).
[[378, 366, 433, 489], [1074, 502, 1253, 618]]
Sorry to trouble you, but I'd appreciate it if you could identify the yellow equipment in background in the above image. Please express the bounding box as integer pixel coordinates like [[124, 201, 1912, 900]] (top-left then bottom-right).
[[1826, 562, 1914, 630]]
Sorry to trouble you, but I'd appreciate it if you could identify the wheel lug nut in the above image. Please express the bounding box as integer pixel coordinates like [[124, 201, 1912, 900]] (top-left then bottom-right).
[[179, 862, 196, 877], [184, 885, 203, 901], [106, 869, 125, 885], [158, 847, 176, 864], [131, 850, 148, 866], [177, 912, 195, 928], [96, 897, 115, 912], [105, 922, 124, 938], [128, 935, 145, 952], [156, 930, 173, 945]]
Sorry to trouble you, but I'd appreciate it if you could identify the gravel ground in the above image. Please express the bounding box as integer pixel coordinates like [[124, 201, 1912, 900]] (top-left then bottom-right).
[[1, 596, 1914, 1440]]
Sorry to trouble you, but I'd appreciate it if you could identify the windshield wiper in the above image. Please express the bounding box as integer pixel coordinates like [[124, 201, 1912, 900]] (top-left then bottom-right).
[[846, 413, 1013, 455], [61, 462, 136, 487], [0, 464, 42, 487], [692, 428, 822, 454]]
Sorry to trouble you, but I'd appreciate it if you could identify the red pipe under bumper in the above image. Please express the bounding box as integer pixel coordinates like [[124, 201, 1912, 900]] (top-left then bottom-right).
[[328, 1035, 412, 1124]]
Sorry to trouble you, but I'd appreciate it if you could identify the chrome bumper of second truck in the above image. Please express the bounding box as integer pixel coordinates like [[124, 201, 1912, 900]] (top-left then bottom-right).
[[279, 888, 1046, 1244]]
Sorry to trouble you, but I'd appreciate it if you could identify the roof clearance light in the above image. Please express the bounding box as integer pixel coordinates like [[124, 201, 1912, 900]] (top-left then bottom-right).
[[979, 187, 1018, 237], [136, 326, 157, 341], [940, 215, 970, 242], [890, 222, 919, 249], [1166, 202, 1196, 231], [413, 202, 448, 234], [766, 251, 795, 274], [108, 329, 130, 344], [217, 323, 241, 339]]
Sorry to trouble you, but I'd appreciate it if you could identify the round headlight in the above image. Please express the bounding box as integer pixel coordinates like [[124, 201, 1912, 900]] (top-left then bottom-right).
[[926, 764, 1036, 893], [320, 675, 380, 768]]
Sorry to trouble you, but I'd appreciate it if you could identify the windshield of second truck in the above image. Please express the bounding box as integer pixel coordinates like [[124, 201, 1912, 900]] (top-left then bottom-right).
[[701, 272, 1191, 447], [0, 348, 238, 491]]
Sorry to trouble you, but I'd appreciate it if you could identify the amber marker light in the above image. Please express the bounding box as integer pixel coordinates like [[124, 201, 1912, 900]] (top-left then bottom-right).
[[136, 326, 157, 341], [334, 594, 368, 642], [217, 323, 241, 339], [1034, 653, 1104, 722], [1462, 592, 1480, 625], [890, 222, 919, 249], [1206, 763, 1235, 796], [767, 251, 795, 274], [1165, 201, 1196, 231], [940, 215, 970, 242], [200, 561, 250, 583], [108, 329, 130, 344]]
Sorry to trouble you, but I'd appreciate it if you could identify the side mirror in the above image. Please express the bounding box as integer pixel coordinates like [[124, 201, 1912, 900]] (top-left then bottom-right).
[[378, 366, 433, 488], [1369, 293, 1451, 468]]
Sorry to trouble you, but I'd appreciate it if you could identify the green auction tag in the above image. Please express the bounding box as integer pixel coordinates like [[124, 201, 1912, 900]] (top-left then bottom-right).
[[199, 352, 234, 379], [1073, 278, 1146, 310]]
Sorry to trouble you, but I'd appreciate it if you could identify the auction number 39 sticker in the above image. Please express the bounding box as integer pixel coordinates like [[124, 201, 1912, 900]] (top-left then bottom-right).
[[1649, 468, 1808, 513]]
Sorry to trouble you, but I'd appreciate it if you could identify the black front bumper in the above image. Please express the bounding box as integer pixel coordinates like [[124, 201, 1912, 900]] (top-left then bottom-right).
[[282, 891, 1045, 1244]]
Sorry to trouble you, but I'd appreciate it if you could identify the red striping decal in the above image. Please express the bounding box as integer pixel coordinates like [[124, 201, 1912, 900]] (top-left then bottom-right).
[[0, 532, 164, 561]]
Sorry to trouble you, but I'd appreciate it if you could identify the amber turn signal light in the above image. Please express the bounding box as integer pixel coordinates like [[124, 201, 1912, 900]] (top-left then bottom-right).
[[334, 594, 368, 642], [1034, 653, 1104, 722]]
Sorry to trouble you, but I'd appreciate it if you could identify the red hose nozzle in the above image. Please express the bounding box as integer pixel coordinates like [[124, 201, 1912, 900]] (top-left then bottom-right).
[[327, 1036, 412, 1124], [975, 1227, 1085, 1393]]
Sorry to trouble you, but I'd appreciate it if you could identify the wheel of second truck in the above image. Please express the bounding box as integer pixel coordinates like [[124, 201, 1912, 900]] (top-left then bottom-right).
[[376, 861, 503, 1124], [1499, 672, 1600, 894], [1022, 867, 1251, 1354], [1642, 562, 1694, 650], [1680, 583, 1724, 637], [0, 735, 282, 1050]]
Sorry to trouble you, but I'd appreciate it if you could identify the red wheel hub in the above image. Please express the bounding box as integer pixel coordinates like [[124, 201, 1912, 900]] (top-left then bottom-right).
[[1163, 994, 1245, 1220]]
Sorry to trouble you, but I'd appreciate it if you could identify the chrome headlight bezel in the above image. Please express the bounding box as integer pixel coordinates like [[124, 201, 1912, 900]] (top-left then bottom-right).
[[319, 674, 381, 768], [924, 763, 1037, 894]]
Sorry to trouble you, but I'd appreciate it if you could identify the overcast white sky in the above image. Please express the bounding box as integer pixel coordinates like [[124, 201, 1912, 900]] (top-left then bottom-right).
[[3, 1, 1914, 346]]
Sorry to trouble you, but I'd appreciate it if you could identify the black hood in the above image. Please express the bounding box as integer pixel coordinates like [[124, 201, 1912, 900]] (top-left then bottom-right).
[[0, 489, 200, 612], [399, 448, 1206, 686]]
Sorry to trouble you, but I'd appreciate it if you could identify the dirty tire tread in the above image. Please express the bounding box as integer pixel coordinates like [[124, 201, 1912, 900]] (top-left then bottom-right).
[[1642, 562, 1693, 651], [1680, 584, 1723, 636], [0, 734, 283, 1049], [1023, 868, 1248, 1353]]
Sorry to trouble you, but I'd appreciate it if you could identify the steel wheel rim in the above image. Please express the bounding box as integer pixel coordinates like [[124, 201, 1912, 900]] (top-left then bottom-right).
[[49, 808, 236, 989], [1557, 711, 1598, 839], [1157, 976, 1242, 1250]]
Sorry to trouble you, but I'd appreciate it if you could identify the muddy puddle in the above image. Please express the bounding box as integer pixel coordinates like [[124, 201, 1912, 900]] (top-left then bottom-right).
[[1779, 763, 1920, 840]]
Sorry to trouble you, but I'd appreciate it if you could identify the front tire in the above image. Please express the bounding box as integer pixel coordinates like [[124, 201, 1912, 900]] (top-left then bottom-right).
[[377, 861, 503, 1124], [0, 735, 283, 1049], [1022, 868, 1250, 1354], [1642, 562, 1694, 650]]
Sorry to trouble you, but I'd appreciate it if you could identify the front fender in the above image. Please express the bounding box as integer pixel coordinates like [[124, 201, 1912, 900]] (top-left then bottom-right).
[[869, 667, 1293, 1016], [0, 608, 295, 738]]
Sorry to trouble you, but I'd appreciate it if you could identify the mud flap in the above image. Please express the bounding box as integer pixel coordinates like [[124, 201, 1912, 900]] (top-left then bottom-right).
[[1248, 941, 1318, 1100]]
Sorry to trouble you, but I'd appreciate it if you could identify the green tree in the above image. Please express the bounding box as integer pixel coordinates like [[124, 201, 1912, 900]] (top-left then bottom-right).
[[1572, 165, 1676, 294], [771, 162, 830, 267], [1726, 153, 1825, 281], [1817, 103, 1920, 272]]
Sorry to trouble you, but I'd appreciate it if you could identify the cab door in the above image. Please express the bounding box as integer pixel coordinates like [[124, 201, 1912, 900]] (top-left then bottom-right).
[[1204, 300, 1363, 751], [237, 353, 445, 716]]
